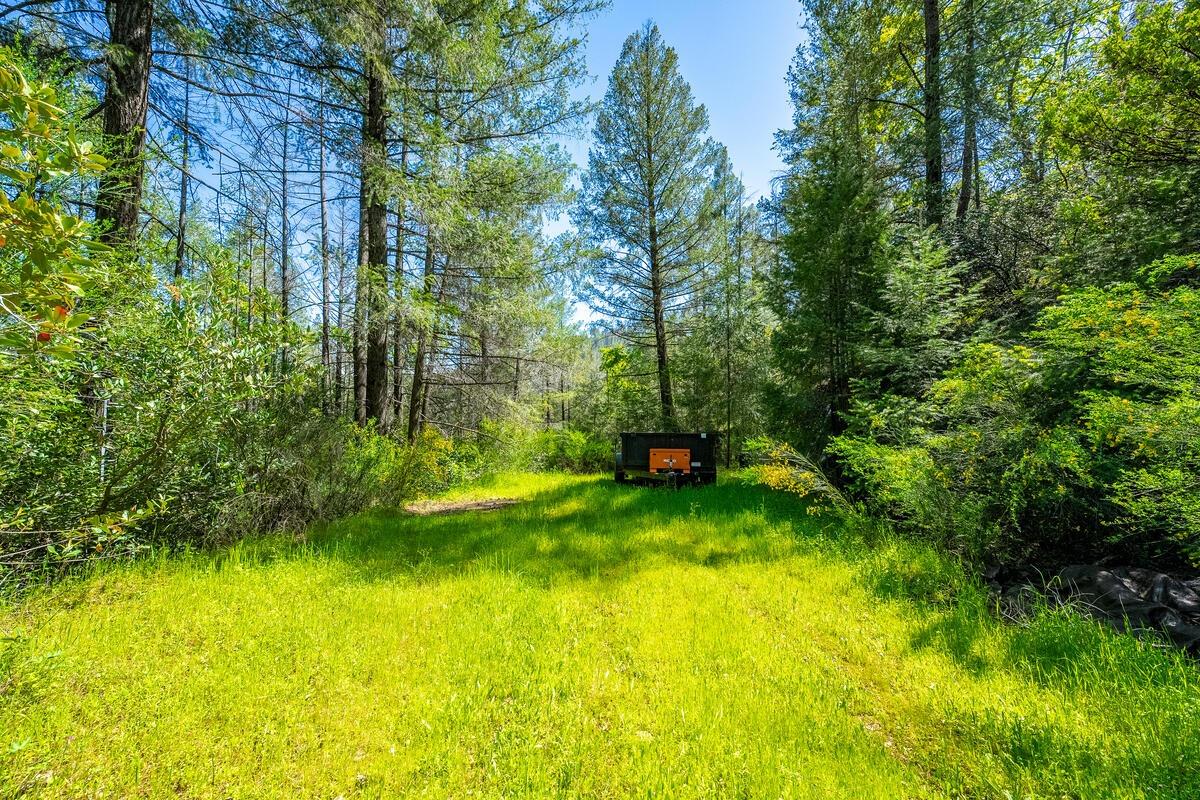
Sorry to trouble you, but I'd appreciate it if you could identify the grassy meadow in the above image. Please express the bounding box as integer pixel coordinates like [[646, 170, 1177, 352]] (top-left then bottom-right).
[[1, 473, 1198, 799]]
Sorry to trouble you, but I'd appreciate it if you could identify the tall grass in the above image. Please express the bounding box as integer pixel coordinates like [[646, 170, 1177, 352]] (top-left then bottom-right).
[[1, 473, 1197, 798]]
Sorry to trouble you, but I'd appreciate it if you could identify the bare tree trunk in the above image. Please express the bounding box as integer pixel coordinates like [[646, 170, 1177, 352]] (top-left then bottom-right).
[[407, 235, 435, 440], [419, 327, 436, 433], [364, 63, 390, 427], [335, 204, 348, 417], [96, 0, 153, 244], [173, 55, 189, 284], [280, 95, 291, 322], [392, 141, 408, 424], [354, 172, 368, 426], [955, 0, 976, 223], [260, 212, 269, 327], [480, 328, 490, 393], [642, 76, 674, 428], [649, 222, 674, 426], [246, 214, 254, 331], [973, 143, 982, 209], [318, 107, 332, 414], [923, 0, 943, 228]]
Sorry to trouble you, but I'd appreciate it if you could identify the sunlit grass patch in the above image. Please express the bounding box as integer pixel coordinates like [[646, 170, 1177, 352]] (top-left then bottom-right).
[[1, 472, 1198, 798]]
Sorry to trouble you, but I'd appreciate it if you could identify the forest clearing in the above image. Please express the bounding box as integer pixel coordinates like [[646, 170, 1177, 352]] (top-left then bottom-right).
[[3, 473, 1198, 799], [4, 0, 1200, 796]]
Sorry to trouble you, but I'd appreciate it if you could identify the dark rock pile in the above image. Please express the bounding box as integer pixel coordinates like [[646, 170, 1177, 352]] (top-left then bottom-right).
[[990, 564, 1200, 654]]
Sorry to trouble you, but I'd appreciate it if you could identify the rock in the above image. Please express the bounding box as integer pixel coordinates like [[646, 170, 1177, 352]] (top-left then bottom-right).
[[1051, 565, 1200, 654]]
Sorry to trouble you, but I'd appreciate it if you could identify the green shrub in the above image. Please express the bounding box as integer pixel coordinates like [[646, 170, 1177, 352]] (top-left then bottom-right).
[[833, 254, 1200, 567], [529, 429, 611, 473], [0, 47, 475, 582]]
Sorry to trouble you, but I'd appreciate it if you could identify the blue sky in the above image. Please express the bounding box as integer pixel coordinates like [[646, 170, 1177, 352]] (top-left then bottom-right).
[[564, 0, 805, 202]]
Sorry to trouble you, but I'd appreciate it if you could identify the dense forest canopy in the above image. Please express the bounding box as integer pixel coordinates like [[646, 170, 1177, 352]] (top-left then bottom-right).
[[2, 0, 1199, 578]]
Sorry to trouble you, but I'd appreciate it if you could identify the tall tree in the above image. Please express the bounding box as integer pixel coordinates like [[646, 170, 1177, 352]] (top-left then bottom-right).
[[173, 53, 190, 282], [95, 0, 154, 243], [769, 141, 887, 452], [363, 58, 389, 426], [574, 22, 717, 428], [279, 96, 292, 322], [318, 106, 333, 412], [923, 0, 943, 227]]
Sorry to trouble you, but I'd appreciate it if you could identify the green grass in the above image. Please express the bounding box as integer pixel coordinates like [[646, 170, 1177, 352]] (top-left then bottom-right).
[[2, 473, 1198, 798]]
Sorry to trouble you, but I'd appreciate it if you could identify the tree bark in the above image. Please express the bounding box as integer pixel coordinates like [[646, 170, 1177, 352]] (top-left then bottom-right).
[[392, 142, 408, 424], [955, 0, 976, 223], [364, 63, 390, 428], [173, 55, 189, 284], [335, 207, 347, 417], [407, 236, 435, 440], [650, 257, 675, 428], [280, 98, 291, 322], [96, 0, 153, 244], [353, 171, 369, 426], [318, 108, 332, 414], [260, 214, 269, 326], [923, 0, 943, 228]]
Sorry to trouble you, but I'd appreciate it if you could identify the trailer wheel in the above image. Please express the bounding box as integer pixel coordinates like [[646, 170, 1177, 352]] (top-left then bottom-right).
[[615, 470, 627, 484]]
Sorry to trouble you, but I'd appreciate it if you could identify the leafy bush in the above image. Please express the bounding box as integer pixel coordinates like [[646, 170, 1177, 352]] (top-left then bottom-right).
[[832, 254, 1200, 568], [0, 53, 472, 585], [529, 429, 611, 473], [0, 48, 106, 358], [1, 259, 455, 572]]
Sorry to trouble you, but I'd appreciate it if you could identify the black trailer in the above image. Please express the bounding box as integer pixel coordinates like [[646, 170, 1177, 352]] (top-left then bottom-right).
[[615, 432, 718, 486]]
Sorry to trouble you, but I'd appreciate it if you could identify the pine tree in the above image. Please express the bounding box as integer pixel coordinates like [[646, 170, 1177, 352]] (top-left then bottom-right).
[[574, 22, 718, 429]]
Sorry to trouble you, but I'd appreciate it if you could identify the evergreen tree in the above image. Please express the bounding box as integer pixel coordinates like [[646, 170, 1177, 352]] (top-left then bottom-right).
[[768, 140, 887, 455], [674, 149, 772, 463], [574, 22, 718, 428]]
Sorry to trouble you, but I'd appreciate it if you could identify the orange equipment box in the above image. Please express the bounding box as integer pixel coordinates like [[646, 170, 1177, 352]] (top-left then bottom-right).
[[649, 448, 691, 474]]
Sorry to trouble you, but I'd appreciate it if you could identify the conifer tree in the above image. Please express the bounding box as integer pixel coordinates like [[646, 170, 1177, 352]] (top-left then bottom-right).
[[574, 22, 718, 428]]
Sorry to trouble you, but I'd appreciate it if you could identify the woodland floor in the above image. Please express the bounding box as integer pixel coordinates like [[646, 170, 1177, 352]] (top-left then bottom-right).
[[1, 473, 1198, 799]]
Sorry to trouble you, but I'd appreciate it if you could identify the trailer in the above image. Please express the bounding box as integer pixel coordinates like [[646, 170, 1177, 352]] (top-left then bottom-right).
[[614, 432, 718, 487]]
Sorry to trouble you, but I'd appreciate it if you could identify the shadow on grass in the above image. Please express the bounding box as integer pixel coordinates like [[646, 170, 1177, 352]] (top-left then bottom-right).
[[893, 566, 1198, 695], [299, 476, 829, 586]]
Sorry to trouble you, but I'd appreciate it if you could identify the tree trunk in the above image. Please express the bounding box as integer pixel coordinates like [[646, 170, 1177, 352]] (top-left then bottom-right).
[[353, 172, 369, 426], [650, 266, 674, 427], [364, 63, 390, 428], [392, 142, 409, 423], [955, 0, 976, 223], [648, 214, 674, 428], [335, 209, 347, 417], [246, 220, 254, 331], [641, 37, 674, 429], [407, 236, 435, 440], [280, 99, 291, 322], [418, 254, 451, 434], [260, 214, 269, 326], [173, 55, 189, 284], [923, 0, 943, 228], [318, 108, 332, 414], [96, 0, 153, 244]]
